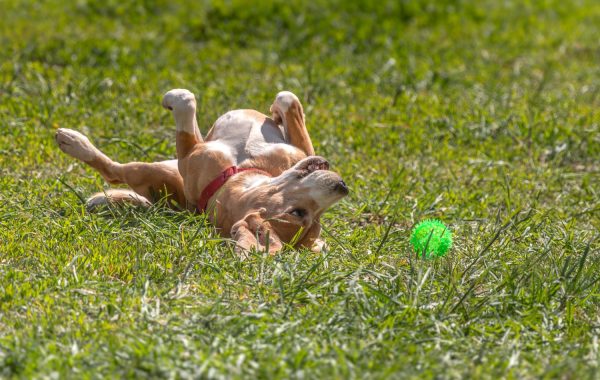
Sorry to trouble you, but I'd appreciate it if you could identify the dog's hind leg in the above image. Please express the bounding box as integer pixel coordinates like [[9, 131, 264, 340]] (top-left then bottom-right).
[[56, 128, 124, 184], [56, 128, 185, 207], [269, 91, 315, 156], [161, 89, 203, 160]]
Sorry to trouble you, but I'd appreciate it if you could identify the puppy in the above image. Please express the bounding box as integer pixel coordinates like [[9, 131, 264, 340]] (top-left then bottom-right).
[[56, 90, 348, 254]]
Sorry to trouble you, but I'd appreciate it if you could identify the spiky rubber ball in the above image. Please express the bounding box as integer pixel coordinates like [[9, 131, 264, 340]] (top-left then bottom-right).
[[410, 219, 452, 258]]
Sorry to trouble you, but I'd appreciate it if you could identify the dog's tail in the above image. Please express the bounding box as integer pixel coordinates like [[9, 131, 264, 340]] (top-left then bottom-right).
[[86, 189, 151, 211], [162, 89, 202, 159]]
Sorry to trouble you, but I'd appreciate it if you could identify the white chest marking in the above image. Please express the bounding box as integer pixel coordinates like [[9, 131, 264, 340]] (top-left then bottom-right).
[[205, 141, 235, 162], [163, 160, 178, 170], [243, 175, 271, 191], [269, 143, 298, 155]]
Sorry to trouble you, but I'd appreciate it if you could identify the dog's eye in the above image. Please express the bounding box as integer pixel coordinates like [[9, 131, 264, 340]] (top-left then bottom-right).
[[290, 208, 306, 218], [296, 170, 310, 179]]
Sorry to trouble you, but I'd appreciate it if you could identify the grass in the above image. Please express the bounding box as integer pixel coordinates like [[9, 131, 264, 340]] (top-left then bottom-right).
[[1, 0, 599, 378]]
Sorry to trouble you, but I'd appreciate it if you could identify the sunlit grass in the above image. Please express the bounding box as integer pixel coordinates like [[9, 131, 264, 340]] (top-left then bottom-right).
[[1, 0, 599, 378]]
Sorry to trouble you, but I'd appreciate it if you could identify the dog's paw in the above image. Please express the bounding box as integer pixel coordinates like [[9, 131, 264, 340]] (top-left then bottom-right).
[[162, 89, 196, 111], [55, 128, 98, 162], [272, 91, 299, 113], [310, 238, 327, 253], [270, 91, 302, 126]]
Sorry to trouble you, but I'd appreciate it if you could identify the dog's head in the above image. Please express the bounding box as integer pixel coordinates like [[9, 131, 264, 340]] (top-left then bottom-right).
[[231, 156, 348, 255]]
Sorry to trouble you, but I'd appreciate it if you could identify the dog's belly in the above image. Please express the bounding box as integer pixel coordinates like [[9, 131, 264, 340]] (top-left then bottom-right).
[[207, 109, 287, 165]]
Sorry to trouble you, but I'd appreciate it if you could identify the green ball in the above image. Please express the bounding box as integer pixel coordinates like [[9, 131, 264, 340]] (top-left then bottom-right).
[[410, 219, 453, 258]]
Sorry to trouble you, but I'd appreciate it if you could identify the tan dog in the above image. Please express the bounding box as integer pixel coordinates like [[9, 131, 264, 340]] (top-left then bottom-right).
[[56, 89, 348, 254]]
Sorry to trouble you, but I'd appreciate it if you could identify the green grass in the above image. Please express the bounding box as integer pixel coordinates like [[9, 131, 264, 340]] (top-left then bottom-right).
[[1, 0, 599, 378]]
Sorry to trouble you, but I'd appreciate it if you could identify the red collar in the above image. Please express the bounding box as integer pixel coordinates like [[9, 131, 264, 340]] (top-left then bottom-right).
[[197, 166, 270, 213]]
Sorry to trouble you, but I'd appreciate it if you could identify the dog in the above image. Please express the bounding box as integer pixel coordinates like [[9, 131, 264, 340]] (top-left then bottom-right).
[[56, 89, 348, 254]]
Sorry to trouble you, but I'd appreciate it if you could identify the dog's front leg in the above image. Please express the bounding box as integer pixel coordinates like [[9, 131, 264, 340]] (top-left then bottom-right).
[[270, 91, 315, 156], [162, 89, 203, 160], [231, 211, 283, 258]]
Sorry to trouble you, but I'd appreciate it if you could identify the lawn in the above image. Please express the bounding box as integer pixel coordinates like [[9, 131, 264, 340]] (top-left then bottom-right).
[[1, 0, 599, 378]]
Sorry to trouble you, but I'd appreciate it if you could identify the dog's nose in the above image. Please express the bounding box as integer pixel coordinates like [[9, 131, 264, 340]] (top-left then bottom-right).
[[335, 180, 349, 195]]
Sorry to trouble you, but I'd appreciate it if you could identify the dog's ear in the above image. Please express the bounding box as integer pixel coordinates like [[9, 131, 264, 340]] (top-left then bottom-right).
[[296, 220, 324, 252], [267, 215, 324, 253], [230, 209, 283, 257]]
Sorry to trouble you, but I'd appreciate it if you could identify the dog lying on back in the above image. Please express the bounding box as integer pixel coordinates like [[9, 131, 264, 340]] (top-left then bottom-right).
[[56, 89, 348, 254]]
